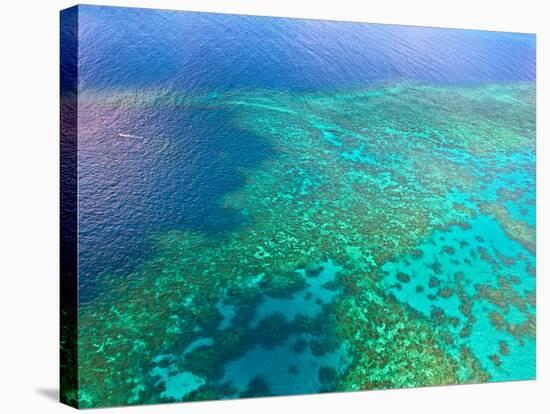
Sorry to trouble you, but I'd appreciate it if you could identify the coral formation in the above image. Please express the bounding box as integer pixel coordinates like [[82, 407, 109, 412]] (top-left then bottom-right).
[[77, 83, 535, 407]]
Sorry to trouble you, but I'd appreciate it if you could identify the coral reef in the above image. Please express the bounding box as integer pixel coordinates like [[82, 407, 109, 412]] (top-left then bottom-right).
[[77, 82, 535, 407]]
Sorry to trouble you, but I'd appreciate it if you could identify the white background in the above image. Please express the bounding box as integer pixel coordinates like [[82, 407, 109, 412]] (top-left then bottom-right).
[[0, 0, 548, 412]]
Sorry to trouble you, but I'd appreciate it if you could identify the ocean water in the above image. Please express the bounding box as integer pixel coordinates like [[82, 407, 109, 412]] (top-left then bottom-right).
[[63, 5, 536, 408]]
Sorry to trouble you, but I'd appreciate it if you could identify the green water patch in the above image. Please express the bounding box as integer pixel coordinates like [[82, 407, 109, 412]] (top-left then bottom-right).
[[250, 259, 342, 328], [216, 299, 237, 330], [150, 367, 205, 402], [221, 332, 351, 397]]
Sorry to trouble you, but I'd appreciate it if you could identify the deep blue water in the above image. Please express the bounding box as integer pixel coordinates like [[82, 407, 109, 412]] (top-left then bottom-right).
[[78, 5, 535, 92], [77, 102, 272, 301], [73, 5, 536, 301]]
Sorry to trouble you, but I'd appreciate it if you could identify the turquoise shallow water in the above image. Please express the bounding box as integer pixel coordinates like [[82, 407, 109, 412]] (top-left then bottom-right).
[[61, 5, 536, 409], [381, 214, 535, 380]]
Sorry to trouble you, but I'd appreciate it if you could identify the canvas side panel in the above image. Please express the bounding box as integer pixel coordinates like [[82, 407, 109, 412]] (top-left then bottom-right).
[[60, 5, 79, 408]]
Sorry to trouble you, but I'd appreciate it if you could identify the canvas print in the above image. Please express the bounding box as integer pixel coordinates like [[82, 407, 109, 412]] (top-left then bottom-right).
[[60, 5, 536, 408]]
